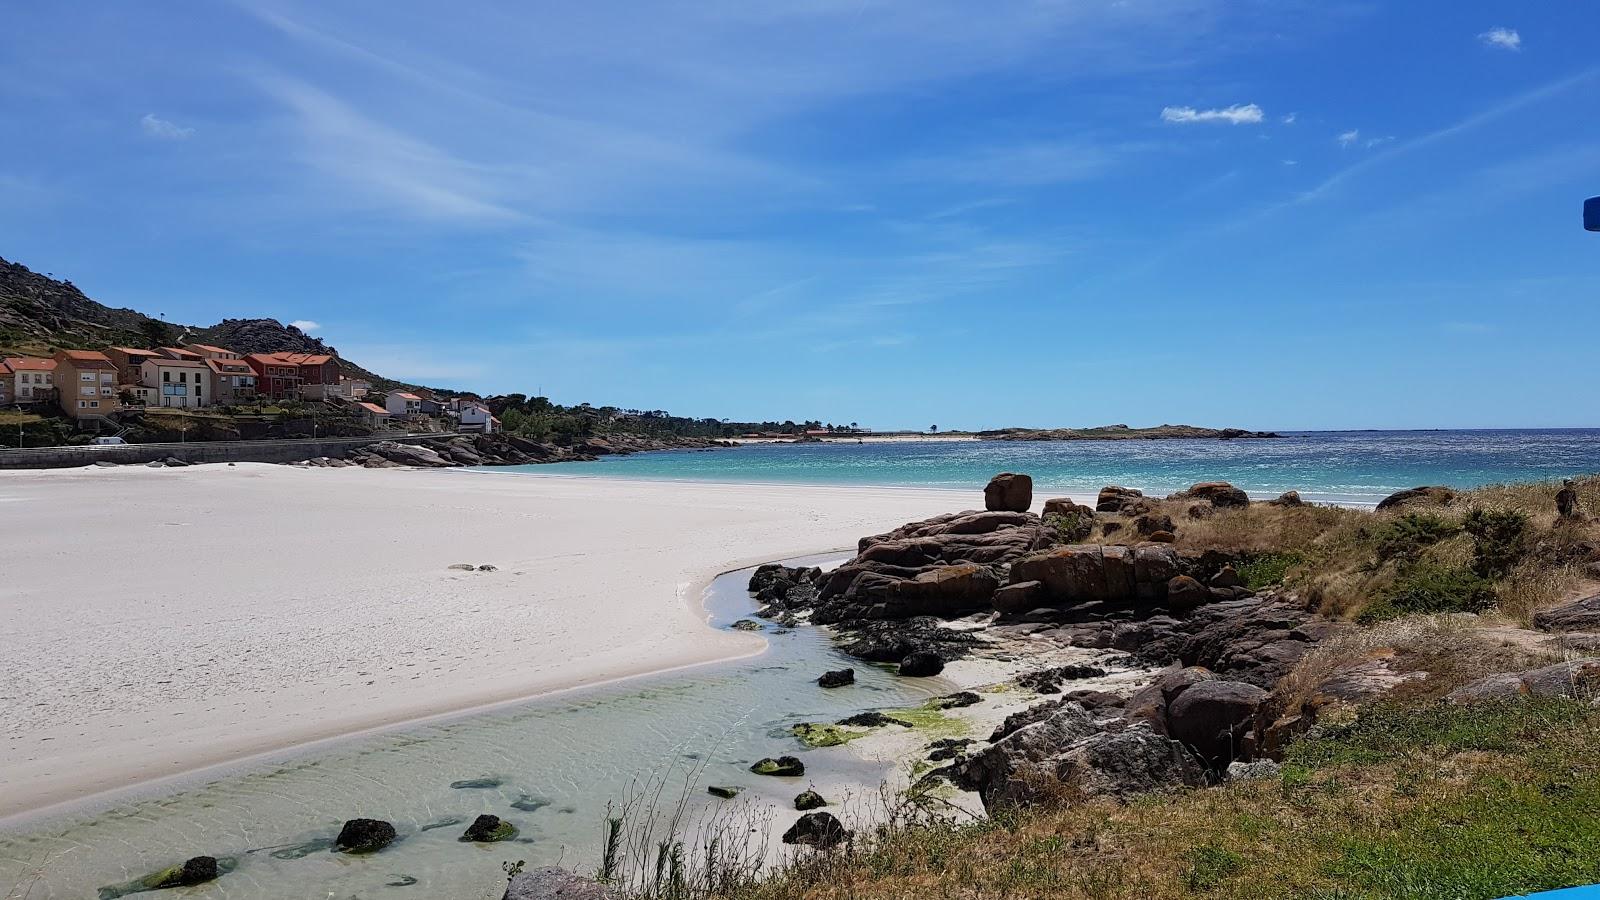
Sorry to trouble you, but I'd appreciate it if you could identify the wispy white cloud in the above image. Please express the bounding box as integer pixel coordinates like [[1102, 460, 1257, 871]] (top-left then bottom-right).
[[289, 319, 321, 332], [1337, 129, 1360, 148], [1364, 135, 1394, 149], [1161, 103, 1264, 125], [141, 113, 194, 140], [1280, 112, 1297, 125], [1479, 27, 1521, 51], [256, 76, 524, 224]]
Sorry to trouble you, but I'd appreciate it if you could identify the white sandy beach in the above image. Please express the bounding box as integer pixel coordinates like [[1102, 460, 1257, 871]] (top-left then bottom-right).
[[0, 464, 964, 822]]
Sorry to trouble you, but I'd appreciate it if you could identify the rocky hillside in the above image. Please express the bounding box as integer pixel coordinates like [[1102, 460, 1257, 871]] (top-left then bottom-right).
[[0, 256, 400, 389]]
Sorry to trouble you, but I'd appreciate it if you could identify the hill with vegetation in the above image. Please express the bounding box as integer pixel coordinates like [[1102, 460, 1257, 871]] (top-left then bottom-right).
[[983, 424, 1280, 441], [0, 256, 402, 389]]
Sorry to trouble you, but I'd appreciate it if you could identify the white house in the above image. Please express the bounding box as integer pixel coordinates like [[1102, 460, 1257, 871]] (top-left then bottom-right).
[[384, 391, 423, 418], [458, 401, 498, 434], [140, 357, 212, 408]]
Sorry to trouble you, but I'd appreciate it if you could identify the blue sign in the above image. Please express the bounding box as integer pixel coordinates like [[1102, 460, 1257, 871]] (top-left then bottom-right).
[[1502, 886, 1600, 899], [1586, 196, 1600, 232]]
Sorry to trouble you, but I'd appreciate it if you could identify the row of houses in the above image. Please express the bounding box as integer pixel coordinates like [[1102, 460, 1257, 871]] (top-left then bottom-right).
[[0, 344, 499, 433]]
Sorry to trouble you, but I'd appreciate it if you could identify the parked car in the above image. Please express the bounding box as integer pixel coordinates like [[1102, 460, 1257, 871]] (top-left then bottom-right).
[[89, 436, 128, 446]]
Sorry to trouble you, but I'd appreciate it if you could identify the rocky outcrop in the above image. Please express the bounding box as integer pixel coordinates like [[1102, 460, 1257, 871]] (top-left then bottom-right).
[[335, 818, 396, 854], [812, 510, 1055, 622], [1269, 491, 1304, 507], [1533, 592, 1600, 632], [143, 856, 221, 890], [1009, 542, 1185, 607], [984, 473, 1033, 512], [954, 703, 1204, 808], [303, 432, 731, 471], [504, 868, 617, 900], [1376, 485, 1456, 511], [1447, 659, 1600, 704]]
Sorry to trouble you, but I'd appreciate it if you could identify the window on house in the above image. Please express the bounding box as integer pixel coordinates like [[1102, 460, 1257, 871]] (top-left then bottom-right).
[[78, 400, 86, 408], [89, 401, 98, 408], [81, 373, 93, 382], [163, 371, 170, 382]]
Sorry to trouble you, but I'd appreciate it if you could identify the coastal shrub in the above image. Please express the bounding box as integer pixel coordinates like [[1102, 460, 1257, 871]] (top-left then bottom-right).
[[1044, 510, 1094, 543], [1236, 552, 1302, 590], [1463, 507, 1528, 578], [1357, 564, 1495, 623], [1369, 513, 1461, 563]]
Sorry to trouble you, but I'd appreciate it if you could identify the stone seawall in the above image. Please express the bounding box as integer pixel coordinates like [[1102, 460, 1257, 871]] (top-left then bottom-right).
[[0, 436, 420, 470]]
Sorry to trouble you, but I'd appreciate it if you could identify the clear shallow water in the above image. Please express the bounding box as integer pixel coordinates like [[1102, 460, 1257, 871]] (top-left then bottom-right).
[[0, 557, 943, 900], [522, 430, 1600, 505]]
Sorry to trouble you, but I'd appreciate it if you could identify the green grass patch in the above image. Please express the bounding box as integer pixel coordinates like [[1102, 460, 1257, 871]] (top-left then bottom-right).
[[882, 700, 970, 739], [1357, 563, 1496, 623], [1237, 551, 1303, 589]]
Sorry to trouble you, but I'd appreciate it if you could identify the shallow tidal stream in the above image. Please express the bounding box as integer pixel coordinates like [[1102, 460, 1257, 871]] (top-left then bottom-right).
[[0, 554, 949, 899]]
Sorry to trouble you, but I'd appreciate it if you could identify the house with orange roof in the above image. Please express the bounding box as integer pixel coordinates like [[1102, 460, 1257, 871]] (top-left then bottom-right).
[[184, 343, 243, 362], [0, 359, 10, 405], [354, 401, 392, 428], [3, 357, 56, 405], [139, 357, 211, 408], [244, 351, 341, 400], [157, 346, 204, 362], [53, 349, 121, 419], [204, 357, 258, 405], [384, 390, 425, 418], [104, 347, 164, 384]]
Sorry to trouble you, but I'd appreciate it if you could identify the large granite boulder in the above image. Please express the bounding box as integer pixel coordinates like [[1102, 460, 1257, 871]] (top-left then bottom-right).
[[814, 510, 1054, 622], [1096, 486, 1144, 513], [1009, 542, 1180, 606], [1173, 481, 1249, 508], [1127, 597, 1338, 689], [1165, 680, 1270, 769], [954, 704, 1204, 808], [899, 648, 945, 677], [985, 473, 1033, 512], [504, 867, 617, 900], [1447, 659, 1600, 704], [1376, 485, 1456, 511], [1533, 593, 1600, 632]]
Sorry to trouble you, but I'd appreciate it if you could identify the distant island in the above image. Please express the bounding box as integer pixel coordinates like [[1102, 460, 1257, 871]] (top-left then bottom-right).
[[981, 423, 1281, 441]]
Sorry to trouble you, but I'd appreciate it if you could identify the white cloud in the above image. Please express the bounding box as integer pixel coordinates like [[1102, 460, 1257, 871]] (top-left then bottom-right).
[[1337, 129, 1361, 148], [1161, 103, 1264, 125], [1365, 135, 1394, 149], [1281, 112, 1297, 125], [1282, 159, 1298, 166], [1479, 27, 1521, 51], [140, 114, 194, 140], [289, 319, 321, 332]]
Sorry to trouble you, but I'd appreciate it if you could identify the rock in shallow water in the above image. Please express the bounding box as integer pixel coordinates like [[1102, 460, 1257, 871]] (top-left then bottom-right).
[[782, 812, 850, 848], [461, 814, 517, 843], [334, 818, 396, 854], [898, 648, 944, 677], [794, 790, 827, 810], [817, 667, 855, 688], [750, 756, 805, 776]]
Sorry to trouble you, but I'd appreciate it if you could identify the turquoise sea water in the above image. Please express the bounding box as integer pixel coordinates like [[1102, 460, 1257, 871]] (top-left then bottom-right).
[[510, 430, 1600, 506]]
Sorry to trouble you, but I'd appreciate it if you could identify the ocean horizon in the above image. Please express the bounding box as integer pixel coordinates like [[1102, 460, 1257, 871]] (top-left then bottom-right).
[[508, 428, 1600, 506]]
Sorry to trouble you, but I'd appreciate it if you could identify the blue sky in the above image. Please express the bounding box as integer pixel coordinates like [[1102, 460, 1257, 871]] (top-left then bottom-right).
[[2, 2, 1598, 430]]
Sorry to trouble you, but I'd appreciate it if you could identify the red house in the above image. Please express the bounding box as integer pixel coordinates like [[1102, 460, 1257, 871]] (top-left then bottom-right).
[[245, 352, 341, 401]]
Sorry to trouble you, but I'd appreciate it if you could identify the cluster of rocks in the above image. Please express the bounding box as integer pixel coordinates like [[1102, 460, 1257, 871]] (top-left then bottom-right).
[[294, 432, 731, 469]]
